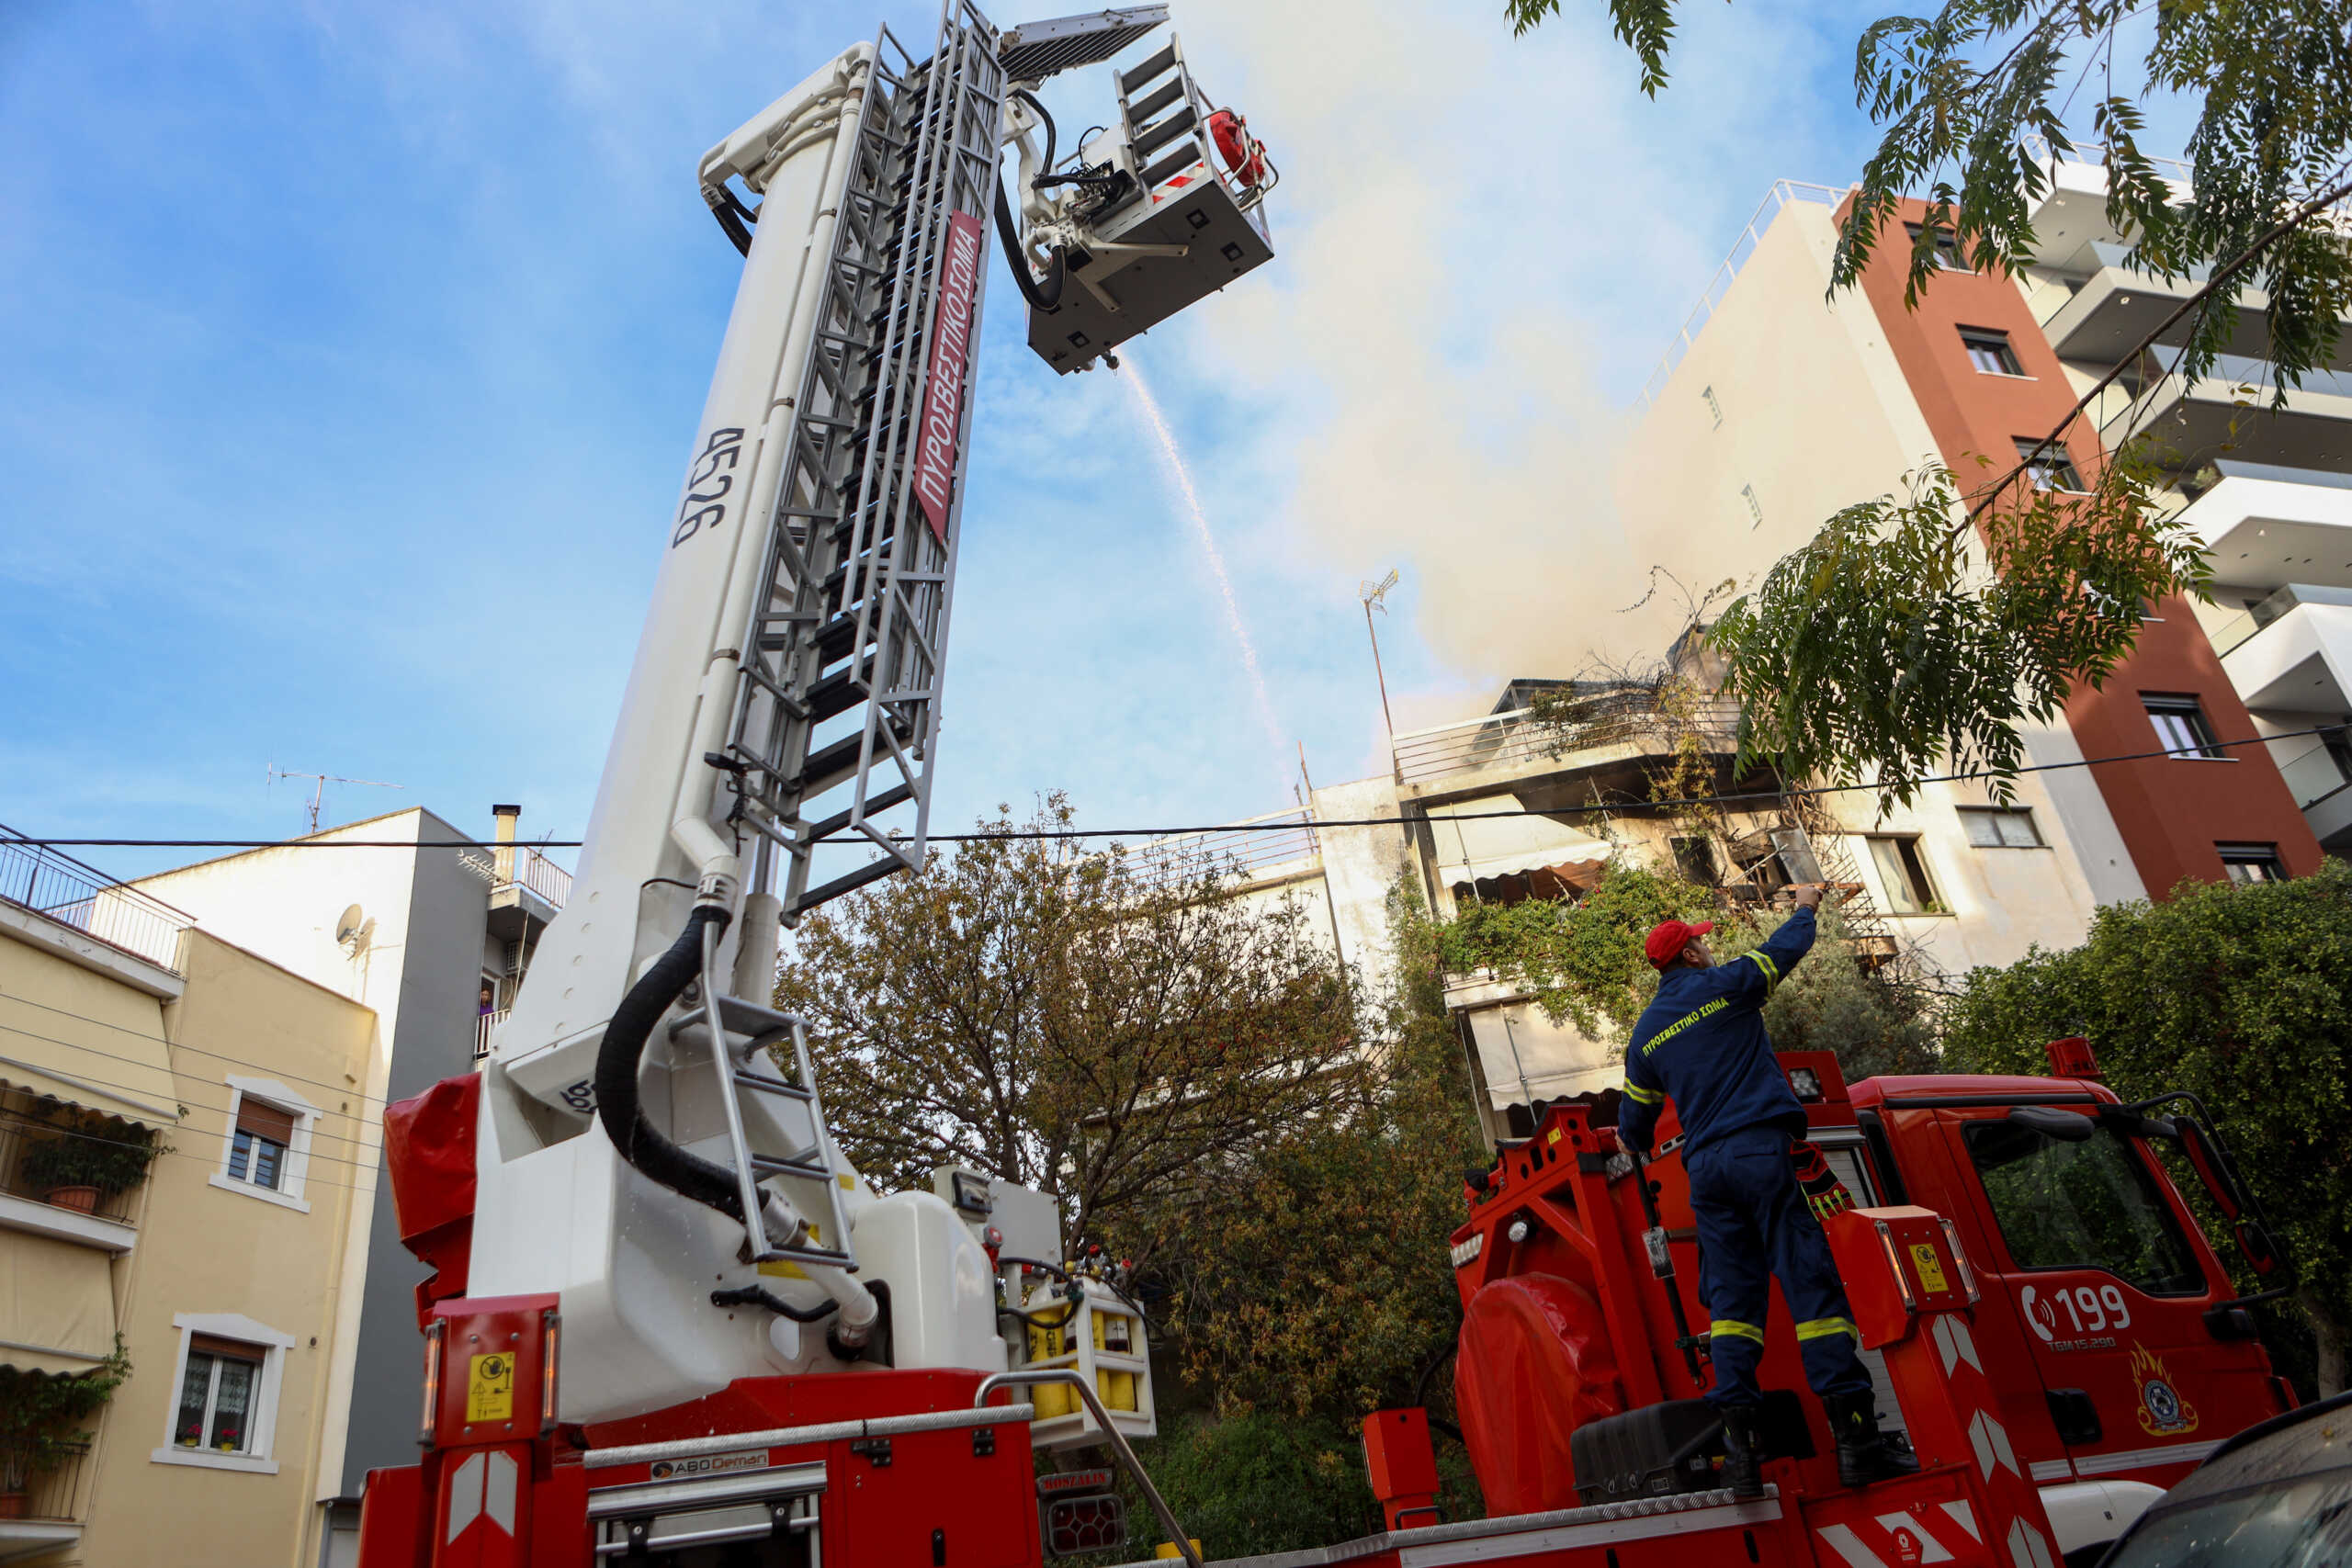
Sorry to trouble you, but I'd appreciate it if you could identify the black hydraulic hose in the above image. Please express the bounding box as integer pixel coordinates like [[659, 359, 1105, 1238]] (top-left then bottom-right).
[[992, 176, 1066, 310], [714, 1284, 840, 1324], [594, 904, 747, 1221], [1010, 87, 1056, 180]]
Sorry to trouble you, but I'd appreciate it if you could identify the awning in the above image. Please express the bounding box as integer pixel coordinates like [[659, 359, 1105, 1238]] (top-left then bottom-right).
[[1430, 804, 1614, 902], [0, 1234, 117, 1375], [0, 987, 177, 1129]]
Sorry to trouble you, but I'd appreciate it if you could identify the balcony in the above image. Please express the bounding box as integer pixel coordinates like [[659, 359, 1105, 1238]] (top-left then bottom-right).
[[0, 1438, 92, 1559], [2098, 355, 2352, 478], [0, 1104, 148, 1252], [486, 843, 570, 954], [2179, 464, 2352, 595], [475, 1009, 508, 1061], [2211, 582, 2352, 659], [1391, 687, 1742, 805], [0, 827, 193, 977], [1121, 808, 1320, 893]]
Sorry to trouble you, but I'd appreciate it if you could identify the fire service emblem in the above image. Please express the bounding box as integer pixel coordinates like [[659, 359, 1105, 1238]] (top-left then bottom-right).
[[2130, 1343, 2199, 1436]]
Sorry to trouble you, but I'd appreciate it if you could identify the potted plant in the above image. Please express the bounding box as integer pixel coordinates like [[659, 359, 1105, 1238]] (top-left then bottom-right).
[[19, 1120, 162, 1213], [0, 1345, 129, 1518]]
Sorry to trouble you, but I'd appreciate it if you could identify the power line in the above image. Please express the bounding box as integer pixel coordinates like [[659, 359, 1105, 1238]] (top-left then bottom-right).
[[0, 989, 402, 1110], [15, 720, 2348, 850]]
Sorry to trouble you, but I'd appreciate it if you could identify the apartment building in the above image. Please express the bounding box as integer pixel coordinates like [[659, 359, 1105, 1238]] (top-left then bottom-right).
[[0, 830, 377, 1567], [1616, 168, 2325, 896], [129, 806, 567, 1564]]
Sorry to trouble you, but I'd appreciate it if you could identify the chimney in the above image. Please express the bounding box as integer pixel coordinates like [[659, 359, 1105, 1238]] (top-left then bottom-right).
[[492, 804, 521, 884]]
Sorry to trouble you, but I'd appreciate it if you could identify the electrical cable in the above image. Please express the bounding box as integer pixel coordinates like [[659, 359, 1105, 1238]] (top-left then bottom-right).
[[713, 1284, 839, 1323], [22, 716, 2352, 852]]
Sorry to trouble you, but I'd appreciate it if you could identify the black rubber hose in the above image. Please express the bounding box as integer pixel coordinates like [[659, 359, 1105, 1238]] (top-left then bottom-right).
[[992, 176, 1066, 311], [714, 1285, 839, 1323], [594, 904, 747, 1221], [1010, 87, 1056, 178]]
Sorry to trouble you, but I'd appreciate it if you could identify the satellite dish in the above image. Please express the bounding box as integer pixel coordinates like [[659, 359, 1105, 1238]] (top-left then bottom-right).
[[335, 904, 367, 945]]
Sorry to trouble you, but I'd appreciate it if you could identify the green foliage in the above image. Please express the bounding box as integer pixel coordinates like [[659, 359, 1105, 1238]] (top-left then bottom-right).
[[1939, 862, 2352, 1393], [1510, 0, 2350, 803], [1715, 904, 1942, 1080], [1710, 460, 2208, 811], [1439, 864, 1713, 1037], [0, 1340, 129, 1490], [1153, 883, 1487, 1420], [1121, 1412, 1381, 1556], [20, 1116, 164, 1197]]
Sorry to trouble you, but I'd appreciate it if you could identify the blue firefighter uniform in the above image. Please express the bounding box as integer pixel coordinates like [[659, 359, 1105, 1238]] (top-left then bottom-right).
[[1615, 908, 1872, 1412]]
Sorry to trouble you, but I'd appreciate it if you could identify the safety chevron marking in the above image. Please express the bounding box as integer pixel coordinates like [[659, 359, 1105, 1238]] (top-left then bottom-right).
[[1931, 1314, 1983, 1377], [2005, 1517, 2057, 1568], [445, 1450, 520, 1542], [1968, 1409, 2021, 1483]]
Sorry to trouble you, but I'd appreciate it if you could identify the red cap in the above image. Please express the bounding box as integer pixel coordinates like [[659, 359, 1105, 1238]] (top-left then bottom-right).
[[1645, 919, 1714, 969]]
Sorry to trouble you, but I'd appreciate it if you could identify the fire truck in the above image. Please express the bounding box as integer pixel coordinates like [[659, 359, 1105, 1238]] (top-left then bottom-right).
[[346, 3, 2301, 1564]]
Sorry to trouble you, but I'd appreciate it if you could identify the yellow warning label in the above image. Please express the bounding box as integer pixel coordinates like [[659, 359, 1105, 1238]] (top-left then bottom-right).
[[1909, 1242, 1950, 1295], [1546, 1128, 1563, 1145], [467, 1352, 514, 1423]]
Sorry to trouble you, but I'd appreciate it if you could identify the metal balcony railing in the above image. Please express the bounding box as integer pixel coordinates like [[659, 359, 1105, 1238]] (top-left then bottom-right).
[[1121, 808, 1319, 890], [1393, 693, 1742, 790], [14, 1438, 93, 1523], [2276, 739, 2352, 810], [2211, 582, 2352, 657], [1638, 180, 1845, 409], [0, 827, 194, 974], [0, 1110, 148, 1225], [492, 845, 571, 908], [475, 1009, 509, 1060]]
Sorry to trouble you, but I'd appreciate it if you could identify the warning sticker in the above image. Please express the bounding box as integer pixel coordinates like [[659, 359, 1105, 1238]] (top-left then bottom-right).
[[1908, 1243, 1950, 1295], [468, 1352, 515, 1423]]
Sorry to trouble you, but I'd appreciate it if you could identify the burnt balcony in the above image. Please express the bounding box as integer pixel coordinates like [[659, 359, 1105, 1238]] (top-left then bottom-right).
[[1391, 685, 1743, 807]]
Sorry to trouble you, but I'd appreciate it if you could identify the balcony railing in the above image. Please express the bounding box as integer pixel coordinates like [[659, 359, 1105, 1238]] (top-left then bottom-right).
[[0, 1110, 147, 1225], [2277, 739, 2352, 811], [1393, 692, 1742, 789], [1122, 808, 1319, 890], [0, 827, 194, 974], [13, 1438, 94, 1523], [2210, 582, 2352, 657], [492, 845, 571, 908], [475, 1009, 509, 1060]]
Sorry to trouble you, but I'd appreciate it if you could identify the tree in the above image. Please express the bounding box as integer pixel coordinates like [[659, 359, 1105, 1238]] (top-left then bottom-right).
[[1939, 861, 2352, 1395], [1509, 0, 2352, 806], [774, 797, 1361, 1264], [1155, 884, 1489, 1420]]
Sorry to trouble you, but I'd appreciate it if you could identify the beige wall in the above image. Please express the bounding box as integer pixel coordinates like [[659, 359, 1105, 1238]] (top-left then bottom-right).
[[1615, 197, 2145, 961], [76, 931, 377, 1568]]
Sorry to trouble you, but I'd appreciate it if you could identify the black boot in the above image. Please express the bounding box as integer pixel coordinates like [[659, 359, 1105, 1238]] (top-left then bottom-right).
[[1827, 1393, 1919, 1488], [1717, 1404, 1765, 1501]]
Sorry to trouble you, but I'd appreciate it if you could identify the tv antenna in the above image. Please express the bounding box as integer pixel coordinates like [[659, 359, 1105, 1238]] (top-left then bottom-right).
[[1358, 569, 1401, 750], [267, 764, 405, 835]]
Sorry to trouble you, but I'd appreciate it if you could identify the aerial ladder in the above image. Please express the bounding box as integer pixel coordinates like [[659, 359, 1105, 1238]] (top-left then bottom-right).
[[356, 4, 1272, 1563]]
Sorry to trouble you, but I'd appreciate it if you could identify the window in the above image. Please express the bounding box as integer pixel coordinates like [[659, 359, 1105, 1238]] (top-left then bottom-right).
[[228, 1099, 292, 1190], [1702, 386, 1723, 428], [2143, 694, 2223, 760], [1741, 484, 1762, 528], [153, 1313, 294, 1474], [2014, 437, 2086, 492], [1960, 807, 2043, 848], [1671, 836, 1719, 885], [2218, 843, 2287, 884], [1905, 221, 1966, 270], [175, 1336, 264, 1454], [1867, 835, 1938, 914], [211, 1077, 318, 1213], [1961, 327, 2024, 376], [1963, 1117, 2203, 1295]]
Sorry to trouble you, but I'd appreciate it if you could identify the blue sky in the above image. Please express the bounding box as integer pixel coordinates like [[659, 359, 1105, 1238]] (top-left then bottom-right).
[[1, 0, 2151, 880]]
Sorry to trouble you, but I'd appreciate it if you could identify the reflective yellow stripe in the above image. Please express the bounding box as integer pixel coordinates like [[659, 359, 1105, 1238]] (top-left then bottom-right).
[[1710, 1319, 1765, 1345], [1747, 951, 1781, 990], [1622, 1079, 1662, 1106], [1794, 1316, 1860, 1343]]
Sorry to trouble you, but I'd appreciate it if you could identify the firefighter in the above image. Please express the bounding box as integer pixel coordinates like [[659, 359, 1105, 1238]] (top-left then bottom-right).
[[1616, 885, 1917, 1497]]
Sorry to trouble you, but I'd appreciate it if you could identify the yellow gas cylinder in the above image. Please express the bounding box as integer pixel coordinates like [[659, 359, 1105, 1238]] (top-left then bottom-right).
[[1093, 1304, 1137, 1412]]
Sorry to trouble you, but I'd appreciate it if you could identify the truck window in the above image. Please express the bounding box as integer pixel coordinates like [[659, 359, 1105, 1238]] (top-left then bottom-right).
[[1962, 1120, 2204, 1294]]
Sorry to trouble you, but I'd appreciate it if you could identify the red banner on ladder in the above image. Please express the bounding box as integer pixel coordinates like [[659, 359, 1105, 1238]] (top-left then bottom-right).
[[912, 209, 984, 541]]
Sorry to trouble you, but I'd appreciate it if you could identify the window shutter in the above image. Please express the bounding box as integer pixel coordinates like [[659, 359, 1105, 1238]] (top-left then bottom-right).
[[235, 1098, 297, 1145], [188, 1332, 266, 1363]]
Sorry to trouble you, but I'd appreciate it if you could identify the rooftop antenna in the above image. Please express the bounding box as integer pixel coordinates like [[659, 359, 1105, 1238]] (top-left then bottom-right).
[[1358, 569, 1401, 773], [267, 763, 405, 835]]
